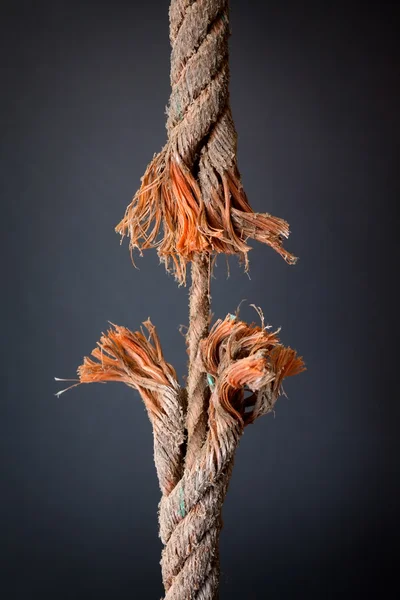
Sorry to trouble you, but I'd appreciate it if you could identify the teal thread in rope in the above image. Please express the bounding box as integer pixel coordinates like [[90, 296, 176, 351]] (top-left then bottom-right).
[[207, 373, 216, 390], [179, 484, 185, 518]]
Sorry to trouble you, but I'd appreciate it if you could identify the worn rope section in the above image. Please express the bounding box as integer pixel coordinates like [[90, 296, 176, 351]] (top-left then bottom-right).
[[70, 322, 186, 496], [61, 314, 304, 599], [159, 313, 305, 598], [116, 0, 297, 285]]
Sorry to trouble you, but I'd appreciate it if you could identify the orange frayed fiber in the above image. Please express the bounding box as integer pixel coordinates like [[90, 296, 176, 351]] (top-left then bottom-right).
[[75, 314, 304, 429], [116, 149, 296, 285], [201, 313, 304, 427], [77, 320, 186, 495], [78, 321, 178, 415]]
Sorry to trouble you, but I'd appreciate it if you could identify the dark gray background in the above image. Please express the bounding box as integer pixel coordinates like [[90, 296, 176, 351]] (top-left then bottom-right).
[[1, 1, 398, 598]]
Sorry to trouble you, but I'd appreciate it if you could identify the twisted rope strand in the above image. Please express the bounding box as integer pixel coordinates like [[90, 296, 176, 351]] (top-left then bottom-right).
[[185, 253, 211, 472]]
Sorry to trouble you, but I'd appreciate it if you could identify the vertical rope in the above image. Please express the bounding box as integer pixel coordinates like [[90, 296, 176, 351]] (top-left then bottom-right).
[[185, 253, 211, 470], [62, 1, 303, 598]]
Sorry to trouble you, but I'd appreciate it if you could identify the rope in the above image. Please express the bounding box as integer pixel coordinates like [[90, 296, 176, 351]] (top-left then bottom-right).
[[59, 2, 304, 598]]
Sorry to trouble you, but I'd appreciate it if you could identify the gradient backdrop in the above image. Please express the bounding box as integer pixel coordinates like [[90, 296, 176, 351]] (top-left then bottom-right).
[[1, 1, 398, 598]]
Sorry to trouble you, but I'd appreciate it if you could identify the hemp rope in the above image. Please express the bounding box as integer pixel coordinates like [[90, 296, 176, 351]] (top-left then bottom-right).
[[58, 1, 304, 598]]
